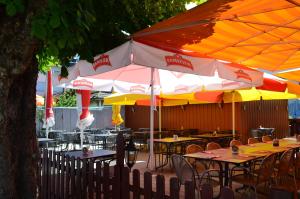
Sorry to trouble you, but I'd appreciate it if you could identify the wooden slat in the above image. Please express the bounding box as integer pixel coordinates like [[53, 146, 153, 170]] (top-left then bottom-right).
[[47, 150, 52, 199], [95, 161, 102, 199], [144, 172, 152, 199], [121, 167, 130, 199], [125, 100, 289, 144], [132, 169, 140, 199], [55, 153, 60, 199], [88, 159, 94, 199], [169, 177, 179, 199], [65, 156, 70, 199], [113, 165, 121, 199], [60, 155, 65, 199], [51, 151, 56, 199], [70, 157, 76, 199], [42, 149, 47, 199], [75, 158, 82, 199], [103, 163, 110, 199], [155, 175, 165, 199], [184, 181, 195, 199], [82, 158, 87, 199]]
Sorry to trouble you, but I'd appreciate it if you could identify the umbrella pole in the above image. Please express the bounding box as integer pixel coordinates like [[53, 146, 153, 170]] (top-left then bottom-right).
[[149, 67, 155, 170], [232, 91, 236, 139], [159, 99, 162, 133]]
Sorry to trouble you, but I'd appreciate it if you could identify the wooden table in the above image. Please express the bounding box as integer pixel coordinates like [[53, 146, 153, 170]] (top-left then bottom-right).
[[191, 133, 233, 139], [184, 138, 300, 186], [64, 149, 116, 161], [153, 137, 202, 169]]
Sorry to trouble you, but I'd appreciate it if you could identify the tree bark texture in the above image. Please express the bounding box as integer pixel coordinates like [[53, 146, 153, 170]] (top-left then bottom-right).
[[0, 2, 43, 198]]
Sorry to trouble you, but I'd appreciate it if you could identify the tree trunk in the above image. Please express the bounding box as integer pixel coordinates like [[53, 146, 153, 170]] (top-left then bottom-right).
[[0, 64, 39, 198], [0, 2, 42, 198]]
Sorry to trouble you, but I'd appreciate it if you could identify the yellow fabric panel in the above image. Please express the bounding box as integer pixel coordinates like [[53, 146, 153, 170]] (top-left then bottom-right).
[[223, 88, 298, 103], [104, 93, 150, 105], [111, 105, 124, 126]]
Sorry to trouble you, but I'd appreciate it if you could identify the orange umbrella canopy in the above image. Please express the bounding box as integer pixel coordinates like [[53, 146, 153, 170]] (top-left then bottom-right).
[[134, 0, 300, 75]]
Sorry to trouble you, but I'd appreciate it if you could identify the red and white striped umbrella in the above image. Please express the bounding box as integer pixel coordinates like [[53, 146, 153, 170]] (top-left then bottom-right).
[[76, 90, 94, 147], [45, 70, 55, 138]]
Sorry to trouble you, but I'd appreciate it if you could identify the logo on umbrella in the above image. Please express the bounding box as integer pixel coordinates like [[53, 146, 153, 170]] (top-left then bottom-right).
[[165, 54, 193, 70], [73, 79, 94, 89], [93, 54, 112, 71], [235, 70, 252, 82], [129, 85, 146, 93]]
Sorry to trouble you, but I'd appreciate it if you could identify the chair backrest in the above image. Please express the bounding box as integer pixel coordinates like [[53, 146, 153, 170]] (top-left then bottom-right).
[[206, 142, 221, 150], [248, 137, 259, 144], [262, 135, 272, 143], [256, 153, 277, 183], [171, 154, 197, 186], [295, 152, 300, 179], [277, 149, 294, 177], [186, 144, 204, 154], [229, 139, 242, 147]]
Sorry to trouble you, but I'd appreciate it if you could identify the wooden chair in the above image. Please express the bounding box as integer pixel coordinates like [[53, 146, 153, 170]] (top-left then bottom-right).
[[171, 154, 223, 198], [270, 149, 297, 197], [247, 137, 259, 145], [230, 153, 277, 197], [206, 142, 221, 150], [229, 139, 242, 147], [186, 144, 204, 154], [186, 144, 206, 172], [262, 135, 272, 143]]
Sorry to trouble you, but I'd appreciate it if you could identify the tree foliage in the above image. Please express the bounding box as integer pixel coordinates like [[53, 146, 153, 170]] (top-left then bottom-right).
[[1, 0, 201, 72], [55, 89, 76, 107]]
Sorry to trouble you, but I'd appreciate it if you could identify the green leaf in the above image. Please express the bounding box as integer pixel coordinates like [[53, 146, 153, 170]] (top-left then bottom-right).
[[6, 2, 16, 16], [31, 22, 47, 39], [49, 15, 61, 28], [57, 39, 66, 49], [48, 44, 59, 56]]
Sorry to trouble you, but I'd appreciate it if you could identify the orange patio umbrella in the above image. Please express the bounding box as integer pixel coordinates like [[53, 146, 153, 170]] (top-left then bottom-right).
[[133, 0, 300, 79]]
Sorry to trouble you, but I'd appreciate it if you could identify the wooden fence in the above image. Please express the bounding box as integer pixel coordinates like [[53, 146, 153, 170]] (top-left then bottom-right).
[[37, 133, 233, 199], [38, 150, 196, 199]]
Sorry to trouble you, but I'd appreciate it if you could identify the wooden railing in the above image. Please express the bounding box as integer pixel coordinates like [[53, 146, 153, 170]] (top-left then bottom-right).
[[37, 149, 196, 199]]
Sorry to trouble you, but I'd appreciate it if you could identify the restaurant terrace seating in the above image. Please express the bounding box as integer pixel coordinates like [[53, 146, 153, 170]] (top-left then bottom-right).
[[230, 153, 277, 197], [269, 149, 297, 197]]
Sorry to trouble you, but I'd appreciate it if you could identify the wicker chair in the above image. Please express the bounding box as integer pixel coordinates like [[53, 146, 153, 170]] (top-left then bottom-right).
[[230, 153, 277, 197], [186, 144, 207, 172], [247, 138, 259, 145], [270, 149, 296, 196], [206, 142, 221, 150], [262, 135, 272, 142], [171, 154, 222, 198]]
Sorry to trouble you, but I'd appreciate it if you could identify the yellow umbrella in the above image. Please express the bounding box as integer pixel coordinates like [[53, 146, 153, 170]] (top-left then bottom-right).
[[111, 104, 124, 126], [223, 88, 299, 103]]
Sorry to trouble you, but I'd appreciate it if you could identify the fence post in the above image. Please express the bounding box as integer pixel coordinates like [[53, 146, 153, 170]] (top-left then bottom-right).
[[114, 132, 125, 199], [184, 181, 195, 199]]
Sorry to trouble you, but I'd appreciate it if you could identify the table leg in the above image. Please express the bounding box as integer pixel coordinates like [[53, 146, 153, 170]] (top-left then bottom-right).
[[224, 162, 229, 186], [155, 143, 171, 170]]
